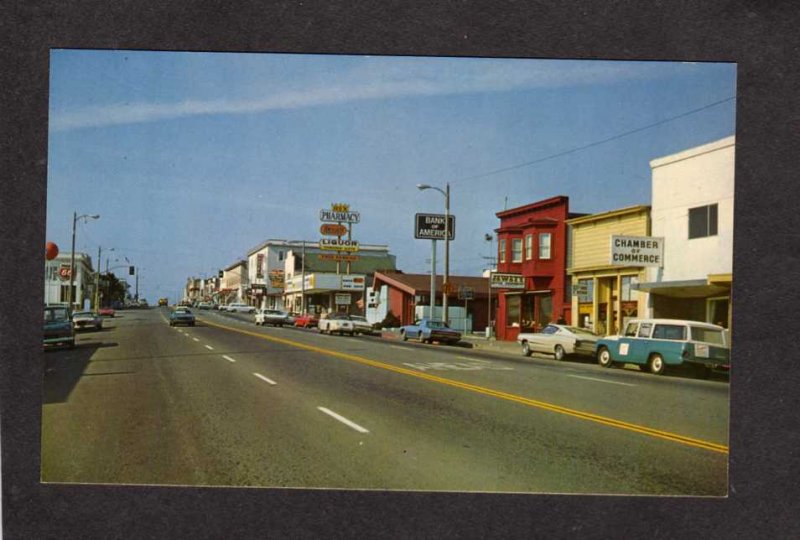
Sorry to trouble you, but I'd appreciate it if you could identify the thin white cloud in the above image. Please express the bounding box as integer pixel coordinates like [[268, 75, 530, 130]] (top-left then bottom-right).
[[51, 59, 669, 132]]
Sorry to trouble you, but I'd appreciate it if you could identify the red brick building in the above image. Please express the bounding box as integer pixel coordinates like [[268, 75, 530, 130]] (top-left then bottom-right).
[[494, 196, 580, 341]]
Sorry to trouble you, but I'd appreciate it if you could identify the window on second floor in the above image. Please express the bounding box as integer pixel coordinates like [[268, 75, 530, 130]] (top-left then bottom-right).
[[499, 239, 506, 263], [688, 203, 718, 239], [539, 233, 552, 259], [511, 238, 523, 262], [525, 234, 533, 260]]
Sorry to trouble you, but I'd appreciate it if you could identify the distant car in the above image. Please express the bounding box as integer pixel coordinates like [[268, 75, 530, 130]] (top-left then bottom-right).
[[227, 303, 255, 313], [44, 306, 75, 349], [158, 298, 168, 307], [517, 324, 600, 361], [72, 310, 103, 331], [197, 302, 213, 310], [254, 309, 292, 326], [318, 313, 355, 336], [293, 313, 319, 328], [399, 318, 461, 345], [98, 307, 115, 317], [348, 315, 374, 335], [169, 307, 196, 327]]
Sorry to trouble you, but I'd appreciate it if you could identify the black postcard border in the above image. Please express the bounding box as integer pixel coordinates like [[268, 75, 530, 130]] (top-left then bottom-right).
[[2, 1, 798, 538]]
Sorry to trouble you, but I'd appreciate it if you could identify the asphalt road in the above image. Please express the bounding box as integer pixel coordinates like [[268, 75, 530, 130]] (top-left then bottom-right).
[[41, 307, 730, 495]]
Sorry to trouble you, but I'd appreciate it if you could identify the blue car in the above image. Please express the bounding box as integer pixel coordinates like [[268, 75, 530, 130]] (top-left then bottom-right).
[[169, 307, 196, 327], [595, 318, 730, 376], [44, 306, 75, 349]]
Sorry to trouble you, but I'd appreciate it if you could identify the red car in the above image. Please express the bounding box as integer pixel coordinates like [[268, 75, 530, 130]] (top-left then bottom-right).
[[98, 307, 115, 317], [293, 313, 318, 328]]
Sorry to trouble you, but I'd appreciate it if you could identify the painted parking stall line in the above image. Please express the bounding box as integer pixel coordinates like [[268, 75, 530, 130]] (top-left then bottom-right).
[[253, 373, 277, 385], [317, 407, 370, 434]]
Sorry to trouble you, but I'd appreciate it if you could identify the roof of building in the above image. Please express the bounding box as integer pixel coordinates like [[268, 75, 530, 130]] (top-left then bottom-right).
[[373, 271, 489, 297], [649, 135, 735, 169], [565, 204, 651, 225], [495, 195, 569, 219]]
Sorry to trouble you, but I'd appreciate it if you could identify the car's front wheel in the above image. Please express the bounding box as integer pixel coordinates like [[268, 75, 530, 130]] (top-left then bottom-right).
[[597, 346, 613, 368], [521, 341, 532, 357], [554, 344, 566, 361]]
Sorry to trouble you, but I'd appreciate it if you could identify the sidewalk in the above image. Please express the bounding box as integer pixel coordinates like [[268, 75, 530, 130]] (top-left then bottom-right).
[[380, 329, 521, 356]]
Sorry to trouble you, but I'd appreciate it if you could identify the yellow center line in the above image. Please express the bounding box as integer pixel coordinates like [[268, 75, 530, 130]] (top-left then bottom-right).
[[201, 318, 729, 454]]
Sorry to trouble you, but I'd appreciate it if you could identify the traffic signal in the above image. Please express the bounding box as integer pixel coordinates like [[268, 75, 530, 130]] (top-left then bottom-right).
[[129, 266, 135, 275]]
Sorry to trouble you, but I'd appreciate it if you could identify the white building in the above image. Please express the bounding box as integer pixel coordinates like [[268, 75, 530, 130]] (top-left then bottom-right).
[[635, 136, 734, 329], [44, 252, 95, 308], [246, 239, 302, 310]]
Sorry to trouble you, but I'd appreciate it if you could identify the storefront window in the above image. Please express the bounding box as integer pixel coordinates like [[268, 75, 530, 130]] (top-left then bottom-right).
[[539, 295, 553, 326], [506, 294, 520, 326], [512, 238, 522, 262], [521, 295, 535, 329]]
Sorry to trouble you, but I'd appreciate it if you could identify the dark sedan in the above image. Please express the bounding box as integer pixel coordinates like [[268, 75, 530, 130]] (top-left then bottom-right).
[[44, 306, 75, 349]]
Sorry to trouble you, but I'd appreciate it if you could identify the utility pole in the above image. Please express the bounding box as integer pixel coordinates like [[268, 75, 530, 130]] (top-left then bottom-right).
[[430, 239, 437, 320], [443, 182, 450, 324]]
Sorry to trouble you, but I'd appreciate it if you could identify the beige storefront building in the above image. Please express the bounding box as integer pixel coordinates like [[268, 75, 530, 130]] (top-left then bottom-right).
[[567, 205, 651, 335]]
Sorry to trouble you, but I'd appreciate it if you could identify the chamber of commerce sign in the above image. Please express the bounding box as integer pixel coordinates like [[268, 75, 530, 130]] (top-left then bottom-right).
[[320, 203, 360, 223], [610, 235, 664, 267], [490, 273, 525, 289], [414, 213, 456, 240]]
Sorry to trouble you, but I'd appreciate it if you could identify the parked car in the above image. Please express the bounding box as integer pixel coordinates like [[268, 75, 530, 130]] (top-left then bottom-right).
[[197, 302, 213, 310], [293, 313, 319, 328], [318, 313, 355, 336], [226, 302, 255, 313], [348, 315, 374, 335], [98, 307, 115, 317], [72, 310, 103, 331], [517, 324, 600, 361], [399, 318, 461, 345], [44, 305, 75, 349], [255, 309, 292, 327], [595, 318, 730, 376], [169, 307, 196, 327]]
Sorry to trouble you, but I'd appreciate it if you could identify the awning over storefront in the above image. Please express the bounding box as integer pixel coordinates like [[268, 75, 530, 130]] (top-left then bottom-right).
[[632, 278, 730, 298], [503, 289, 552, 296]]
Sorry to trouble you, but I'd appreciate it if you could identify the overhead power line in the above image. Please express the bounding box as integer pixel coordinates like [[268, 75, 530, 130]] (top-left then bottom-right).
[[452, 96, 736, 184]]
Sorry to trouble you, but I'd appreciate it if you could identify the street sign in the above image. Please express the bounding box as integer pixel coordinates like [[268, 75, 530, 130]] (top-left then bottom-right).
[[458, 286, 474, 300], [414, 213, 456, 240]]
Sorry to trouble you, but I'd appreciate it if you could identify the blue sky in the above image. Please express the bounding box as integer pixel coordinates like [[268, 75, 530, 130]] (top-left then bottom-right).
[[46, 50, 736, 303]]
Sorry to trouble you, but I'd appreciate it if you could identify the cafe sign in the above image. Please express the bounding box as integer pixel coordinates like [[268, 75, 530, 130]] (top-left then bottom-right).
[[490, 272, 525, 289], [610, 235, 664, 267]]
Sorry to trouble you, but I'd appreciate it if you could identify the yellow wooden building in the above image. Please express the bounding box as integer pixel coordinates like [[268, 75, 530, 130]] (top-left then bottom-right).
[[566, 205, 651, 335]]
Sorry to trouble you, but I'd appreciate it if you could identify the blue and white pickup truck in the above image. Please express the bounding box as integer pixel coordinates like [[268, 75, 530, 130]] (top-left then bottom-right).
[[399, 318, 462, 345]]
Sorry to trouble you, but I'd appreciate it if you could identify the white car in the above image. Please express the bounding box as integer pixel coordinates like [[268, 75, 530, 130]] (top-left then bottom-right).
[[318, 313, 355, 336], [348, 315, 374, 335], [255, 309, 292, 326], [226, 302, 255, 313], [517, 324, 600, 361]]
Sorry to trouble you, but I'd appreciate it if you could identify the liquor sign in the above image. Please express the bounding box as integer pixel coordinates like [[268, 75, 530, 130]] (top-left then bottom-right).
[[490, 272, 525, 289], [340, 274, 366, 290], [58, 264, 72, 280], [320, 203, 360, 223], [610, 235, 664, 267], [319, 238, 360, 252], [335, 293, 352, 305], [414, 213, 456, 240]]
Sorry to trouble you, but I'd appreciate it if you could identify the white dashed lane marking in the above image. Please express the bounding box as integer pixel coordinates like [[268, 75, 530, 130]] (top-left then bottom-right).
[[317, 407, 370, 434], [223, 355, 236, 363], [205, 345, 214, 350], [253, 373, 277, 385]]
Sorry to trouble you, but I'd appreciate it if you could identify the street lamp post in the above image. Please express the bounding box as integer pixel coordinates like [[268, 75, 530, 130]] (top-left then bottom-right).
[[68, 212, 99, 312], [417, 182, 451, 323]]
